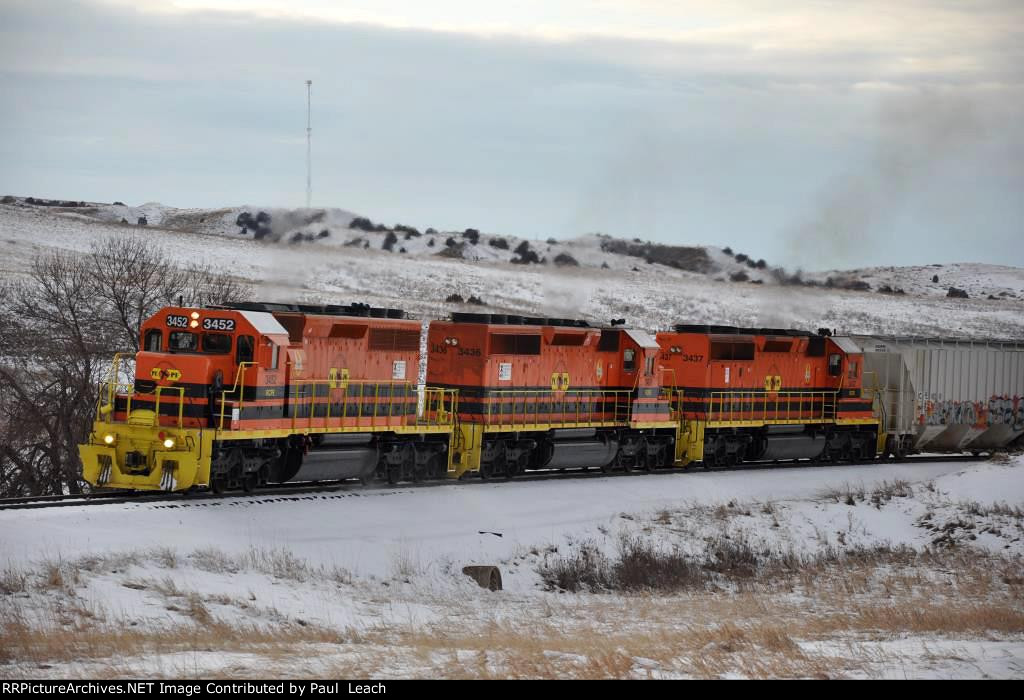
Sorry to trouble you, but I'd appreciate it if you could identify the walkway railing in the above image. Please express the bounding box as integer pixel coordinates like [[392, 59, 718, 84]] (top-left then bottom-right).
[[482, 388, 634, 430], [707, 390, 838, 423]]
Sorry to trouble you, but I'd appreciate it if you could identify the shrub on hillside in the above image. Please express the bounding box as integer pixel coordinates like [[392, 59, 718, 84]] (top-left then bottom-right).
[[349, 217, 378, 233]]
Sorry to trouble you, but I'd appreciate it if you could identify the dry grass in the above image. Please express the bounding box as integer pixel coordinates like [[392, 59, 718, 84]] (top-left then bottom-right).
[[537, 533, 981, 595], [0, 564, 28, 595], [820, 480, 914, 507], [962, 500, 1024, 519], [0, 606, 346, 669], [1, 513, 1021, 679]]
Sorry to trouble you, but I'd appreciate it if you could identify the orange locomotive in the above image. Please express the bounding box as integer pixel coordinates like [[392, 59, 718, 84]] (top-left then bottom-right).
[[657, 325, 877, 467], [427, 313, 676, 477], [82, 303, 455, 492], [79, 304, 879, 492]]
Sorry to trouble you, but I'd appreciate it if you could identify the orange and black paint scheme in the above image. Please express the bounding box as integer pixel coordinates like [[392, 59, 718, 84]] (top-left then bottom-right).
[[79, 305, 879, 493], [427, 313, 676, 478], [80, 303, 455, 492], [656, 325, 878, 467]]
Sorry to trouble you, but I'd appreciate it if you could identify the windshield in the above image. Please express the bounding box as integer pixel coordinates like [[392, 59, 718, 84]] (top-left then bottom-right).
[[168, 331, 197, 352], [202, 333, 232, 354]]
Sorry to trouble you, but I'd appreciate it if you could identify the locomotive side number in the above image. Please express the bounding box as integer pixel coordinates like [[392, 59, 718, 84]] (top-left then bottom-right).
[[166, 315, 189, 328], [457, 347, 481, 357], [202, 318, 236, 332]]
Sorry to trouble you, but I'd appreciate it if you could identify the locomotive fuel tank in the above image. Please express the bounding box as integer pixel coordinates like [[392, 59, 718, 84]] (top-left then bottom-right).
[[291, 433, 378, 482], [754, 426, 826, 461], [538, 429, 619, 469]]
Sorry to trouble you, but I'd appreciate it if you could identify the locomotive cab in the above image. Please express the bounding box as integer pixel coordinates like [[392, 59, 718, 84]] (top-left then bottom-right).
[[132, 307, 289, 430], [79, 307, 290, 492]]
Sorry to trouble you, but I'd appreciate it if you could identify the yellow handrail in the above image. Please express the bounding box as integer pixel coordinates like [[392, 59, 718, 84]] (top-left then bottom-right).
[[217, 362, 257, 430], [97, 352, 132, 421], [481, 388, 635, 430], [216, 377, 458, 432], [707, 389, 839, 423], [154, 385, 186, 428]]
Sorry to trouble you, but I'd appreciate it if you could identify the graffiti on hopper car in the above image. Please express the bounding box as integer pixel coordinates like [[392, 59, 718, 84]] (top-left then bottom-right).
[[921, 395, 1023, 431]]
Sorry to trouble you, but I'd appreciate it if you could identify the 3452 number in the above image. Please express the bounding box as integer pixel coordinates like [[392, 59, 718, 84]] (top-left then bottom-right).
[[202, 318, 235, 332]]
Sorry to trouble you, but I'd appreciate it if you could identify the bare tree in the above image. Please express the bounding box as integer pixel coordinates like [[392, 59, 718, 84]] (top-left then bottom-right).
[[90, 236, 250, 352], [0, 235, 251, 496]]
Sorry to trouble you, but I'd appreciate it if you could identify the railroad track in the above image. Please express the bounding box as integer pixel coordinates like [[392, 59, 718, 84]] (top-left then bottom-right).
[[0, 453, 990, 511]]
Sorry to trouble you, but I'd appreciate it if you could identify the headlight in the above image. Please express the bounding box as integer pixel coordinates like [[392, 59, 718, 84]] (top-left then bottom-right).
[[163, 438, 176, 449], [103, 433, 116, 445]]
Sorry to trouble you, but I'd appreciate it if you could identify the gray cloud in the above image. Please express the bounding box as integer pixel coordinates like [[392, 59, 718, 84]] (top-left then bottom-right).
[[0, 0, 1022, 268]]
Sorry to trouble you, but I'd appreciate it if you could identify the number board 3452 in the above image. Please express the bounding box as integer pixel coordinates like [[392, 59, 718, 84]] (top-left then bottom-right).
[[202, 318, 236, 332]]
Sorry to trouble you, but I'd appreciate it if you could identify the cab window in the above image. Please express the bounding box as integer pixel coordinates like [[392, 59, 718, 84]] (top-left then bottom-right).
[[169, 331, 197, 353], [645, 355, 655, 376], [624, 348, 636, 372], [144, 329, 162, 352], [270, 343, 279, 369], [237, 335, 254, 364], [828, 353, 842, 377], [202, 333, 232, 354]]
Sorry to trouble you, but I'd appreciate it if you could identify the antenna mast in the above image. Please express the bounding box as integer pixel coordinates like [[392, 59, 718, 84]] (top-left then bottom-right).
[[305, 79, 312, 209]]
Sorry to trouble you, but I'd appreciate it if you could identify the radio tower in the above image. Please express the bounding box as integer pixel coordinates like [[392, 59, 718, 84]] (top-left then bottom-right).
[[305, 79, 312, 209]]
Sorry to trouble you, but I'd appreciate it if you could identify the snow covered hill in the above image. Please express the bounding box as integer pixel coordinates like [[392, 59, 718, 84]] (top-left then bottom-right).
[[1, 197, 1023, 339]]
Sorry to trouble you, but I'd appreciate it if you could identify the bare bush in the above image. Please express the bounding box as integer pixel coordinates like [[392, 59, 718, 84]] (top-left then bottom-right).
[[538, 542, 612, 592]]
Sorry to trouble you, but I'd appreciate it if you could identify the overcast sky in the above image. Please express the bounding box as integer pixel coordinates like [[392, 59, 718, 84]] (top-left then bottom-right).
[[1, 0, 1021, 269]]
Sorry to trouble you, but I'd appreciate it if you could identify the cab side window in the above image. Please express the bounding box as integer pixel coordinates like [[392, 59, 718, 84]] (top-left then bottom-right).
[[645, 355, 655, 376], [144, 329, 162, 352], [828, 353, 842, 377], [237, 335, 254, 364], [624, 348, 636, 372]]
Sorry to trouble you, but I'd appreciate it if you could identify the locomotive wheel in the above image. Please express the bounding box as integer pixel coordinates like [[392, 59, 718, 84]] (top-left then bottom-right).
[[505, 456, 523, 480], [412, 457, 429, 483], [479, 460, 494, 480], [386, 464, 401, 485], [210, 476, 227, 495], [242, 473, 257, 493], [639, 440, 652, 472]]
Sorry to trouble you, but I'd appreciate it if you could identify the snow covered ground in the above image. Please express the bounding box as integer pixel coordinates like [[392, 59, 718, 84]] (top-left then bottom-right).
[[1, 457, 1021, 678], [2, 200, 1023, 339], [1, 197, 1022, 678]]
